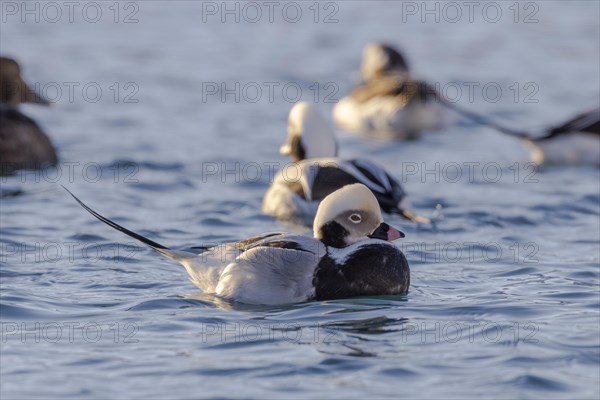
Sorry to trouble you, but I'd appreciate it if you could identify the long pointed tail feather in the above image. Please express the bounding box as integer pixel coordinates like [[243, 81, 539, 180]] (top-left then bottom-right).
[[63, 186, 194, 262], [437, 96, 530, 139]]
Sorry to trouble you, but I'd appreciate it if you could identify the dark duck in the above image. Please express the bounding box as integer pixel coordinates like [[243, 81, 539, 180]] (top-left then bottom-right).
[[0, 56, 56, 175]]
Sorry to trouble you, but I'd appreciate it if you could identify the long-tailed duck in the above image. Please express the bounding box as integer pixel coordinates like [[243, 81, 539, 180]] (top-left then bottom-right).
[[0, 56, 56, 175], [263, 102, 430, 224], [332, 43, 452, 140], [66, 184, 410, 305], [524, 108, 599, 166]]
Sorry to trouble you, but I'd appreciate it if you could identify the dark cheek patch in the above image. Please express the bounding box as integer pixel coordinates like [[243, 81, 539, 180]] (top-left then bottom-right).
[[289, 135, 306, 162], [319, 221, 349, 248]]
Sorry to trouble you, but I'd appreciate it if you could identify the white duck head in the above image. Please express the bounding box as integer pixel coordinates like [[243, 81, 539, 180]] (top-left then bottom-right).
[[360, 43, 410, 83], [280, 102, 338, 162], [313, 183, 404, 248]]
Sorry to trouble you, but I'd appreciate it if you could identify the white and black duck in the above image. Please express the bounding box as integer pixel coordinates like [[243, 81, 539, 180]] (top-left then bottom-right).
[[66, 184, 410, 305], [524, 107, 600, 166], [0, 56, 56, 175], [332, 43, 452, 140], [263, 102, 430, 223]]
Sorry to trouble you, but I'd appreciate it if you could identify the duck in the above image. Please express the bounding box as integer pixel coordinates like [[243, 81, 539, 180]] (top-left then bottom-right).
[[262, 102, 430, 224], [523, 108, 599, 166], [332, 43, 452, 140], [0, 56, 57, 175], [65, 184, 410, 305]]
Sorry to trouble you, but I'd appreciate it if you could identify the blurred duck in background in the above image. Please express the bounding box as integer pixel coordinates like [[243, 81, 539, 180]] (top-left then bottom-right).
[[262, 102, 431, 224], [0, 56, 56, 175], [524, 108, 600, 166], [333, 43, 452, 140]]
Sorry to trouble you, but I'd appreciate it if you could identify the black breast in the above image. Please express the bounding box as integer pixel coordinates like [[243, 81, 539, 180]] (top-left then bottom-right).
[[313, 244, 410, 300], [0, 105, 57, 175]]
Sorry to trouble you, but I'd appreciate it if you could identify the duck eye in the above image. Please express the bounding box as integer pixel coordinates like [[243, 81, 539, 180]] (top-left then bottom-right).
[[349, 213, 362, 224]]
